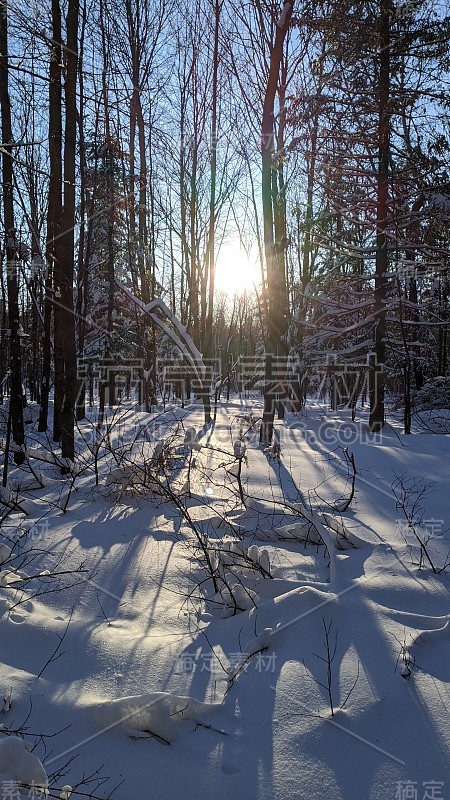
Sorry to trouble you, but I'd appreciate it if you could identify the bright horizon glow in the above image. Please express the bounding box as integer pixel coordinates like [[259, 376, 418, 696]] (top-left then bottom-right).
[[214, 239, 261, 297]]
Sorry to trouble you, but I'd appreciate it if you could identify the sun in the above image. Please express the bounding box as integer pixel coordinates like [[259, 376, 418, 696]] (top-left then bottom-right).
[[214, 239, 261, 297]]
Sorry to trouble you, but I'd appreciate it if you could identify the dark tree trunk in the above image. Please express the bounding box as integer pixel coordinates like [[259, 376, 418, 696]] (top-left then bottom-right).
[[259, 1, 294, 445], [369, 0, 390, 432], [75, 0, 88, 421], [0, 0, 25, 466], [204, 0, 220, 356], [100, 0, 116, 411], [45, 0, 64, 442], [59, 0, 79, 461]]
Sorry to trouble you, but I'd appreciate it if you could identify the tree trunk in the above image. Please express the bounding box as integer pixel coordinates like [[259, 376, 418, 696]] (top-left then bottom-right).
[[369, 0, 390, 432], [259, 1, 294, 445], [59, 0, 79, 461], [45, 0, 64, 442], [75, 0, 88, 421], [204, 0, 220, 358], [0, 0, 25, 466], [100, 0, 116, 411]]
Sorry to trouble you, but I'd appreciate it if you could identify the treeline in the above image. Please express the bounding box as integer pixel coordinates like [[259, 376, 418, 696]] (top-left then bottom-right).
[[0, 0, 449, 464]]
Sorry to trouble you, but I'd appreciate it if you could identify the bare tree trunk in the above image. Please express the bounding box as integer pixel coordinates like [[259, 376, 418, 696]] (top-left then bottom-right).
[[59, 0, 79, 461], [259, 1, 294, 445], [75, 0, 88, 421], [0, 0, 25, 466], [369, 0, 390, 432], [204, 0, 220, 357], [179, 91, 190, 326], [274, 54, 289, 419], [201, 0, 222, 425], [99, 0, 116, 412], [44, 0, 64, 443], [437, 281, 448, 376]]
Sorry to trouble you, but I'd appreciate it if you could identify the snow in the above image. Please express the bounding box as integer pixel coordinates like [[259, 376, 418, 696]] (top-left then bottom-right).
[[87, 692, 222, 744], [0, 736, 47, 793], [0, 397, 449, 799], [277, 2, 292, 29], [429, 192, 450, 215], [115, 280, 206, 378]]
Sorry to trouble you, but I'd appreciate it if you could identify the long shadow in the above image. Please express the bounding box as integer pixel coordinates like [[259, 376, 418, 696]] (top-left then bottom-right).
[[294, 587, 450, 797], [265, 449, 306, 506], [169, 603, 279, 800]]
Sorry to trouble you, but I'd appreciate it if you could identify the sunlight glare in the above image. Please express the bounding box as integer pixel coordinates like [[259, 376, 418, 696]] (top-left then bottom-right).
[[215, 240, 260, 296]]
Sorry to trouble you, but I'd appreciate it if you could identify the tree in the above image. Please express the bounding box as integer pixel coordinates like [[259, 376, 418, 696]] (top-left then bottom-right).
[[0, 0, 25, 469], [51, 0, 79, 460], [204, 0, 222, 360], [368, 0, 390, 432], [259, 0, 294, 444]]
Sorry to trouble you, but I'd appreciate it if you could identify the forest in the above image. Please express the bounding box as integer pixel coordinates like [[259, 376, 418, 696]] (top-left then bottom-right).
[[0, 2, 449, 800], [0, 0, 449, 459]]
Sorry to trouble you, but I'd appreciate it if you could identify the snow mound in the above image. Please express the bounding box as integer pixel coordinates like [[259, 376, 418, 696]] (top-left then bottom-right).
[[88, 692, 222, 744], [412, 619, 450, 646], [227, 628, 273, 679], [320, 513, 367, 548], [104, 464, 163, 495], [0, 736, 48, 792]]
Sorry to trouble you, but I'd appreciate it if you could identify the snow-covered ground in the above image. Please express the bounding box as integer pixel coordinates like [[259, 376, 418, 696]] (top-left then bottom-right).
[[0, 398, 449, 800]]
